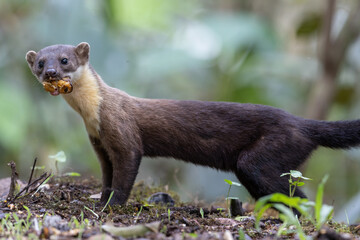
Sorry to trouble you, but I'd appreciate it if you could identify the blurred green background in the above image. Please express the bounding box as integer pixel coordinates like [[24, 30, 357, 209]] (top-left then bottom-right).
[[1, 0, 360, 222]]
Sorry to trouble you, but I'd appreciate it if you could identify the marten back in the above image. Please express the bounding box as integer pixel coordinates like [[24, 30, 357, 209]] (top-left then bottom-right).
[[132, 98, 314, 171]]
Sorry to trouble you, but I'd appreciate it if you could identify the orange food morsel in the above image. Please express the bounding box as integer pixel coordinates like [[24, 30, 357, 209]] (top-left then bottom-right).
[[42, 78, 73, 94], [42, 81, 57, 93], [58, 80, 73, 94]]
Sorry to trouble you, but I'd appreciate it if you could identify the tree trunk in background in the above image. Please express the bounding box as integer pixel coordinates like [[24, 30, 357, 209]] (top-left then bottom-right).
[[306, 0, 360, 120]]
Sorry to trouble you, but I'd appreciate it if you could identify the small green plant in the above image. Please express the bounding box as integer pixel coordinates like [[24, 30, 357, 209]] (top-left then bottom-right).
[[84, 206, 99, 219], [49, 151, 67, 175], [224, 179, 242, 217], [23, 205, 32, 231], [255, 174, 334, 240], [280, 170, 312, 198], [314, 174, 333, 230], [238, 228, 246, 240], [101, 190, 114, 212], [200, 208, 204, 219], [216, 207, 225, 215], [254, 193, 309, 240], [135, 205, 143, 223], [167, 208, 171, 222]]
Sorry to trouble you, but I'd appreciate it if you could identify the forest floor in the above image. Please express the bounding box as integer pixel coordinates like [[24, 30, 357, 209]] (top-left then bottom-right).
[[0, 173, 359, 240]]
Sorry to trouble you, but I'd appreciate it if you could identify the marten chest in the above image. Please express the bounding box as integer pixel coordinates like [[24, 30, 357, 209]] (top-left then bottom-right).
[[62, 68, 103, 138]]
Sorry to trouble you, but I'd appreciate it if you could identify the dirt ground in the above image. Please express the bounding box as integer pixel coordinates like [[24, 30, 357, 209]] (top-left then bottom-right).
[[0, 175, 359, 239]]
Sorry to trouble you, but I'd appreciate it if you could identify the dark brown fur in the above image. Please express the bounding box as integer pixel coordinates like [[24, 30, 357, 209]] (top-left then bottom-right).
[[26, 43, 360, 205]]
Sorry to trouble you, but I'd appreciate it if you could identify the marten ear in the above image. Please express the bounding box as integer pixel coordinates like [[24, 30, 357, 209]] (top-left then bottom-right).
[[75, 42, 90, 64], [26, 51, 37, 68]]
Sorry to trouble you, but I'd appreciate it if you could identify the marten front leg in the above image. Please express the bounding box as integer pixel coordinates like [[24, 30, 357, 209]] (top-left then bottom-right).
[[107, 147, 142, 205], [89, 136, 113, 203]]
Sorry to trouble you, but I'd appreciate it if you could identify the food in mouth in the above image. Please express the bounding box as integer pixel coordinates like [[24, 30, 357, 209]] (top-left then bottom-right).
[[42, 77, 73, 95]]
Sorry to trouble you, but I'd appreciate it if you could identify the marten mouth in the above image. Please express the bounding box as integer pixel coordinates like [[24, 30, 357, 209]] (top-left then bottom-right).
[[42, 76, 73, 96], [44, 76, 70, 82]]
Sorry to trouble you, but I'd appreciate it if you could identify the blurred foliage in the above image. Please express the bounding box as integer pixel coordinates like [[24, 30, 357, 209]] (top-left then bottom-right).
[[0, 0, 360, 221], [296, 12, 323, 38]]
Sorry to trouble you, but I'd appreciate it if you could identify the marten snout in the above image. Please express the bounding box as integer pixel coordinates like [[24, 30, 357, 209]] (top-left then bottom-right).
[[45, 68, 58, 79]]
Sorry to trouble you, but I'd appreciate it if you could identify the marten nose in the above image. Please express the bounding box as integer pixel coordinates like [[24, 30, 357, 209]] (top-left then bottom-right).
[[45, 69, 57, 78]]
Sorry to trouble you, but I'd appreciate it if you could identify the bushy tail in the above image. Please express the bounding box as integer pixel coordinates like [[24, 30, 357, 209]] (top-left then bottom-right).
[[304, 119, 360, 149]]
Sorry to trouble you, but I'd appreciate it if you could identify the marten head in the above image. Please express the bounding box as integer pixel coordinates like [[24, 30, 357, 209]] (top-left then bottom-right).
[[26, 42, 90, 94]]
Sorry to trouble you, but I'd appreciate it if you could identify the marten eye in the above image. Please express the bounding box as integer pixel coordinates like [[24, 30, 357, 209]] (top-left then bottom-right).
[[61, 58, 68, 65], [38, 60, 44, 69]]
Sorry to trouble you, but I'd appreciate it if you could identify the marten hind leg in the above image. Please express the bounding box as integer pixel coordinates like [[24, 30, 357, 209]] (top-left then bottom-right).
[[235, 143, 308, 201]]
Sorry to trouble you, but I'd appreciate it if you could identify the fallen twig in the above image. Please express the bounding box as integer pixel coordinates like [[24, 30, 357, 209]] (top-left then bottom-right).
[[10, 172, 52, 203], [26, 157, 38, 193]]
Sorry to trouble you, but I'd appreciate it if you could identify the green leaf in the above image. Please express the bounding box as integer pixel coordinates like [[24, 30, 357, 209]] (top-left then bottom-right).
[[232, 182, 242, 187], [290, 170, 302, 178], [300, 176, 312, 181], [273, 204, 306, 240], [224, 179, 241, 186], [297, 182, 305, 187], [49, 151, 67, 162], [254, 193, 310, 217], [315, 174, 331, 230], [255, 203, 272, 230], [101, 191, 114, 212], [280, 173, 290, 177], [224, 179, 232, 185], [63, 172, 81, 177], [296, 13, 322, 38]]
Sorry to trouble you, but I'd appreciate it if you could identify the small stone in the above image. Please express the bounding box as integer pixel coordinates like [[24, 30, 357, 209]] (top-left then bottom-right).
[[39, 208, 47, 213], [230, 199, 245, 217], [147, 192, 175, 206], [43, 215, 62, 228]]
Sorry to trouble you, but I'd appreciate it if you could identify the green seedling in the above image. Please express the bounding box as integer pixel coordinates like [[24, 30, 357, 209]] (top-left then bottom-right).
[[238, 228, 246, 240], [49, 151, 66, 175], [135, 205, 143, 223], [23, 205, 32, 231], [255, 174, 333, 240], [84, 206, 99, 219], [101, 190, 114, 212], [254, 193, 309, 240], [280, 170, 311, 198], [224, 179, 242, 217], [168, 208, 171, 222], [314, 174, 333, 230], [254, 193, 310, 229], [274, 204, 306, 240], [280, 170, 311, 213], [200, 208, 204, 219]]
